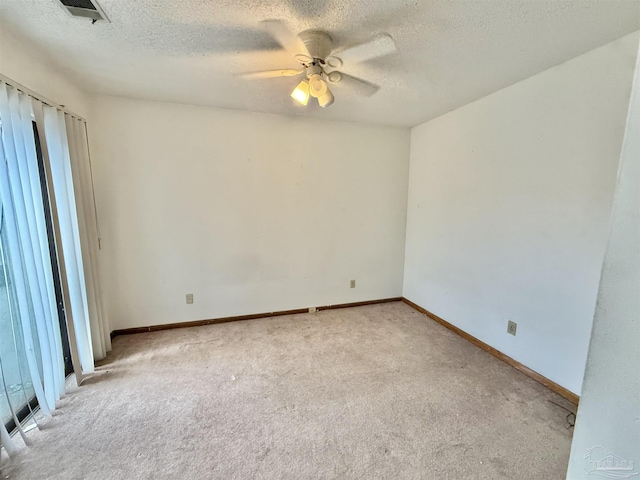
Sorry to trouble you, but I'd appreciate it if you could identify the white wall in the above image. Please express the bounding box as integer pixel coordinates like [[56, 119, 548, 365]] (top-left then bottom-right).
[[0, 22, 89, 118], [403, 32, 639, 395], [566, 41, 639, 479], [89, 95, 410, 330]]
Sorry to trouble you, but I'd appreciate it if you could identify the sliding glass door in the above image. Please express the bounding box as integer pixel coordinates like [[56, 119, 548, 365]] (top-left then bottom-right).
[[33, 121, 73, 379], [0, 212, 39, 427], [0, 122, 72, 432]]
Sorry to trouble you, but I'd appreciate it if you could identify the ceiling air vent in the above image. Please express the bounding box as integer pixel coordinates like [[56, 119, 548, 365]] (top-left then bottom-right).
[[58, 0, 109, 22]]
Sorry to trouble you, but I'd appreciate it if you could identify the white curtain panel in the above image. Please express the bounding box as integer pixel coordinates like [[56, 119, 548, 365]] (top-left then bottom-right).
[[64, 116, 110, 360], [1, 421, 17, 456], [0, 82, 65, 454], [39, 106, 94, 373], [39, 106, 111, 370]]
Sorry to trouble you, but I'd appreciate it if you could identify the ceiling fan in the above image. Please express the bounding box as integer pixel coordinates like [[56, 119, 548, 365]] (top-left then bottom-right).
[[239, 20, 398, 108]]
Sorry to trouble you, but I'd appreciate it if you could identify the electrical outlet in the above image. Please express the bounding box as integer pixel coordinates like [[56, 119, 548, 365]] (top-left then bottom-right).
[[350, 279, 356, 288], [507, 320, 517, 336], [186, 294, 194, 304], [309, 307, 317, 313]]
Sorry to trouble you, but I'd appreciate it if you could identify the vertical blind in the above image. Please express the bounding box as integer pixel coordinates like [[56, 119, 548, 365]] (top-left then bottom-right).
[[0, 79, 109, 457]]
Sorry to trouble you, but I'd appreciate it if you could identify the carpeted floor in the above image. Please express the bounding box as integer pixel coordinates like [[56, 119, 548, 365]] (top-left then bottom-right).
[[1, 302, 574, 479]]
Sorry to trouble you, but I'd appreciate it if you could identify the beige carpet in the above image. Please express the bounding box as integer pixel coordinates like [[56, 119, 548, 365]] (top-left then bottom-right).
[[1, 302, 574, 479]]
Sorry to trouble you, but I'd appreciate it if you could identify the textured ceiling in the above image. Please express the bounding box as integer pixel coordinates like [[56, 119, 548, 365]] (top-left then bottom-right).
[[0, 0, 638, 127]]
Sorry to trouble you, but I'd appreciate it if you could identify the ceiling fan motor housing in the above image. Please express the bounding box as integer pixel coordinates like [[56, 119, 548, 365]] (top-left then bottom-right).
[[306, 64, 323, 77], [298, 30, 333, 61]]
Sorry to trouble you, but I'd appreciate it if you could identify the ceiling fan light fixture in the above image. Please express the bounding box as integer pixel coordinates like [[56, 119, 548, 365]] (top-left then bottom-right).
[[318, 88, 334, 108], [291, 80, 310, 105], [308, 74, 327, 98]]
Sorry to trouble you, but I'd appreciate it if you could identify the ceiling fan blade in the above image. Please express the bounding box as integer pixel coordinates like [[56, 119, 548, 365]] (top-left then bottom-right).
[[333, 34, 397, 65], [327, 72, 380, 97], [260, 20, 310, 60], [239, 69, 304, 79]]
